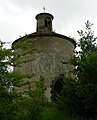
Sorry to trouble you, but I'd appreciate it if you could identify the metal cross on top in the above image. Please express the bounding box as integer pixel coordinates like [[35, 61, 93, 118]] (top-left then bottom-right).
[[43, 6, 46, 12]]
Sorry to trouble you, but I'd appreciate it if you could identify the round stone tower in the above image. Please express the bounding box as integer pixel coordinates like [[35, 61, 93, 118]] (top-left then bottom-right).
[[12, 12, 76, 101]]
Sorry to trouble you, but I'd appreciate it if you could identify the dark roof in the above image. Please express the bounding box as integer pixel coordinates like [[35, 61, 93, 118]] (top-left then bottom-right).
[[12, 32, 76, 47], [35, 12, 54, 20]]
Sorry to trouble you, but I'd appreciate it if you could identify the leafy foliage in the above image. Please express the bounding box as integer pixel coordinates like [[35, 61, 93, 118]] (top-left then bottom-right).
[[57, 21, 97, 120], [10, 78, 46, 120], [72, 21, 97, 84], [0, 41, 46, 120], [1, 21, 97, 120], [77, 20, 96, 56], [77, 49, 97, 84], [57, 78, 97, 119]]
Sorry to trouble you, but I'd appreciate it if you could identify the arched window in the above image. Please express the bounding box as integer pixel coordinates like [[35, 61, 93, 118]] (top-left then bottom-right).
[[45, 17, 51, 28], [45, 19, 48, 27]]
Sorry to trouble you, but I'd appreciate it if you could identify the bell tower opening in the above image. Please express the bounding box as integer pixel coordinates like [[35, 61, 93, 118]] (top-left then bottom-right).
[[45, 19, 48, 27]]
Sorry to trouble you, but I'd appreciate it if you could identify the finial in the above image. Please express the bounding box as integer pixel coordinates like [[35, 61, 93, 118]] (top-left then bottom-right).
[[43, 6, 46, 12]]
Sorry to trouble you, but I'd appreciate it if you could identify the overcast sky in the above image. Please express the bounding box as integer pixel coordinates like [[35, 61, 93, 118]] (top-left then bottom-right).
[[0, 0, 97, 47]]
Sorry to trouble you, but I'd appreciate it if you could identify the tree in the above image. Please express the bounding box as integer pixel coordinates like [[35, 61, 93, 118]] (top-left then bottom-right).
[[10, 78, 46, 120], [77, 49, 97, 84], [77, 20, 96, 56], [0, 41, 46, 120], [72, 20, 97, 84], [0, 41, 16, 120], [57, 21, 97, 120]]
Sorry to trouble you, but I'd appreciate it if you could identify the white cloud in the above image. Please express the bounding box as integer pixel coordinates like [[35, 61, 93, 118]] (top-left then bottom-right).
[[0, 0, 97, 46]]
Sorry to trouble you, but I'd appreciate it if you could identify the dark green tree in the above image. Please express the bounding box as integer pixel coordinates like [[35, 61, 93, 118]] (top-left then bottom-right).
[[57, 21, 97, 120], [72, 20, 97, 84], [77, 20, 96, 56], [0, 41, 46, 120], [0, 41, 16, 120]]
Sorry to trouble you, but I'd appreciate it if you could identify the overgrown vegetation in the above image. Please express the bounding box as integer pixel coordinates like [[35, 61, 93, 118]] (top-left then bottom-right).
[[0, 41, 46, 120], [57, 21, 97, 120], [1, 21, 97, 120]]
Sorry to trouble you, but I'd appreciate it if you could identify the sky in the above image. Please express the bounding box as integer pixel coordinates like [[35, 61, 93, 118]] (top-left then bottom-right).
[[0, 0, 97, 47]]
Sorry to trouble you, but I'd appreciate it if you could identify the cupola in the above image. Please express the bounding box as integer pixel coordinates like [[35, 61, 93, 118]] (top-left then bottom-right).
[[35, 13, 54, 32]]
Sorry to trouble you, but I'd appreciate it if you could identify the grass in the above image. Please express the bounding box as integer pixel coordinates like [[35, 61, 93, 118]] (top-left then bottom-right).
[[39, 102, 84, 120]]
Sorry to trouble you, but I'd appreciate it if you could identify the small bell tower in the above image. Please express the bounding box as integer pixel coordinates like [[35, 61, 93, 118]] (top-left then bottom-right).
[[35, 12, 54, 32]]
